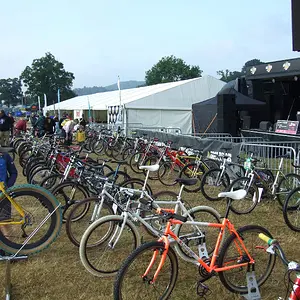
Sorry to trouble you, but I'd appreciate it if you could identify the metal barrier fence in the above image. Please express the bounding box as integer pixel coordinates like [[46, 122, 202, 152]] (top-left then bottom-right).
[[239, 143, 298, 174]]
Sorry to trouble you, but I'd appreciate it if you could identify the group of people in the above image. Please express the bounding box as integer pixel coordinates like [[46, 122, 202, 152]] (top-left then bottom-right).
[[0, 110, 87, 147]]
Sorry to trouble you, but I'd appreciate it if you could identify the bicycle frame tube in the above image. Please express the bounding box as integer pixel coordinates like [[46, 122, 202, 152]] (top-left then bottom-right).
[[142, 217, 256, 282]]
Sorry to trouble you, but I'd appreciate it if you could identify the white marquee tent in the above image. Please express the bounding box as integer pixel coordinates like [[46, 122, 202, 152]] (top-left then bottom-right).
[[45, 75, 225, 133]]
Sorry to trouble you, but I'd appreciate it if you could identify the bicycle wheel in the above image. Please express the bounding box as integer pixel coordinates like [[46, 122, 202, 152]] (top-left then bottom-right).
[[52, 181, 90, 222], [227, 177, 259, 215], [129, 151, 145, 174], [66, 197, 115, 247], [0, 184, 62, 255], [29, 167, 54, 185], [158, 161, 179, 186], [141, 191, 178, 237], [106, 170, 131, 186], [283, 187, 300, 232], [114, 241, 178, 300], [174, 205, 222, 263], [218, 225, 276, 294], [200, 168, 230, 201], [178, 162, 206, 193], [120, 178, 153, 195], [276, 173, 300, 207], [79, 215, 140, 277], [40, 173, 65, 191]]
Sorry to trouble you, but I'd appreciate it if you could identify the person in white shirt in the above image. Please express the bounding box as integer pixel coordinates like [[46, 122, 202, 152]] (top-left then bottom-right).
[[63, 119, 78, 145]]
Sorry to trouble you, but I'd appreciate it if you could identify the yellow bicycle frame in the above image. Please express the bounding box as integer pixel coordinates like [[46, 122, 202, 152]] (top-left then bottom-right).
[[0, 182, 25, 226]]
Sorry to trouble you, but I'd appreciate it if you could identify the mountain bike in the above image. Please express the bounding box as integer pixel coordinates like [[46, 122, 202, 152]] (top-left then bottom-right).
[[114, 189, 275, 299], [0, 180, 62, 255], [79, 165, 222, 277], [258, 233, 300, 299]]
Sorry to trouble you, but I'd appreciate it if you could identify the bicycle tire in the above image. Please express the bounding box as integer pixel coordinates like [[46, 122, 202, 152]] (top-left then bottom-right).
[[106, 170, 131, 186], [178, 162, 206, 193], [79, 214, 140, 277], [114, 241, 178, 300], [141, 191, 178, 237], [276, 173, 300, 207], [29, 167, 55, 185], [174, 205, 222, 264], [157, 161, 179, 186], [66, 197, 115, 247], [51, 181, 90, 222], [40, 173, 65, 191], [227, 176, 259, 215], [283, 187, 300, 232], [120, 178, 153, 195], [129, 151, 145, 174], [218, 225, 276, 294], [0, 184, 62, 255], [200, 168, 230, 201]]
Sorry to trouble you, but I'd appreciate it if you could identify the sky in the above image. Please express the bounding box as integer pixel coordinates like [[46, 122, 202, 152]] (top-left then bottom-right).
[[0, 0, 298, 88]]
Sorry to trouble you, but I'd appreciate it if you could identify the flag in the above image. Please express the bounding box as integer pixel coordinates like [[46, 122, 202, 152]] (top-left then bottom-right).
[[38, 96, 41, 111], [117, 76, 121, 90], [88, 97, 92, 122], [43, 94, 47, 116], [57, 89, 61, 119]]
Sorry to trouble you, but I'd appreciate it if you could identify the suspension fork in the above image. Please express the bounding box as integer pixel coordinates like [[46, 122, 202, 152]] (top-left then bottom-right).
[[107, 212, 129, 249]]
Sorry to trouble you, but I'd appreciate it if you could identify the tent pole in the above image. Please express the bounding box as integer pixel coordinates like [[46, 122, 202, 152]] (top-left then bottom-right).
[[202, 113, 217, 137], [192, 111, 196, 136]]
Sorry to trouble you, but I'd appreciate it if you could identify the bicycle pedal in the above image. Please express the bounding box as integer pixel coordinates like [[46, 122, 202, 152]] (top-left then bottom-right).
[[196, 281, 211, 298]]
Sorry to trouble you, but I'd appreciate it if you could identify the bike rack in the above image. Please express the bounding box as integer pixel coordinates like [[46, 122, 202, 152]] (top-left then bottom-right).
[[0, 254, 28, 300], [242, 265, 261, 300]]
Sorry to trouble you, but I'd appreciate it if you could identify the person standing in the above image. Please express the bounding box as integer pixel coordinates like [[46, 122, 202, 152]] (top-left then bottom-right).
[[7, 113, 14, 136], [63, 119, 78, 145], [34, 112, 46, 137], [0, 110, 11, 146], [44, 112, 55, 135], [14, 118, 28, 135]]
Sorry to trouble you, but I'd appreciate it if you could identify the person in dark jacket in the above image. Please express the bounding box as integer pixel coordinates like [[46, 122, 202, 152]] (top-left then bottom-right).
[[0, 148, 18, 255], [7, 113, 14, 136], [44, 112, 55, 135], [33, 112, 46, 137], [0, 110, 11, 146]]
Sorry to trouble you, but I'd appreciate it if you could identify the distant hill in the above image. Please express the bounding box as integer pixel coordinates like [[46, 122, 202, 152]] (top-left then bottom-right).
[[73, 80, 145, 96]]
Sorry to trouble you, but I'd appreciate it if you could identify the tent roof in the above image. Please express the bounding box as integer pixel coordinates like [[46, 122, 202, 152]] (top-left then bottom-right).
[[46, 75, 225, 111], [193, 87, 265, 107]]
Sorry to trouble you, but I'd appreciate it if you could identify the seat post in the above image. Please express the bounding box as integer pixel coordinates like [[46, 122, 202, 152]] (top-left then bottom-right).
[[142, 169, 150, 191], [224, 198, 232, 219]]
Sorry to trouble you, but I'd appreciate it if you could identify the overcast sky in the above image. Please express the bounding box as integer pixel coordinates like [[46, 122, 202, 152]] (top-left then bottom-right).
[[0, 0, 298, 88]]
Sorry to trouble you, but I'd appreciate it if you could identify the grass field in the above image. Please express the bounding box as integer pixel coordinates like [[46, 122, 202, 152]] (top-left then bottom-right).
[[1, 161, 299, 300]]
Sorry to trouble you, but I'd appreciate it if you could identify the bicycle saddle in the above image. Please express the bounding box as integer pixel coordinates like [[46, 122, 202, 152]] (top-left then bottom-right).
[[139, 164, 159, 172], [218, 189, 247, 200], [175, 178, 198, 186]]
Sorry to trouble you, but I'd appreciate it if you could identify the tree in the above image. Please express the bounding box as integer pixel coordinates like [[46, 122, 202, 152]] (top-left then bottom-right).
[[217, 69, 242, 83], [0, 78, 22, 106], [20, 52, 76, 106], [145, 55, 202, 86], [241, 59, 265, 74]]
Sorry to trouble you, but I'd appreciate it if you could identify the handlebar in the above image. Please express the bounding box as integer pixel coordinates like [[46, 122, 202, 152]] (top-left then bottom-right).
[[258, 233, 296, 268]]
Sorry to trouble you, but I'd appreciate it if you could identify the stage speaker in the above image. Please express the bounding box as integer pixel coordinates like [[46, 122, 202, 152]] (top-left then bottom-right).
[[292, 0, 300, 51], [242, 116, 251, 129], [259, 121, 273, 131], [297, 112, 300, 123], [217, 94, 236, 116]]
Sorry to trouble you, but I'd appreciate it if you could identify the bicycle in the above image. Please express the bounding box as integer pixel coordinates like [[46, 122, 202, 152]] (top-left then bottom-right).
[[79, 165, 222, 277], [0, 157, 62, 255], [283, 186, 300, 232], [113, 189, 275, 299], [258, 233, 300, 299]]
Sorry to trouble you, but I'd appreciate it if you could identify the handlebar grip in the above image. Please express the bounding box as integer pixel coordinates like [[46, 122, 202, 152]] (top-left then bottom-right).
[[258, 233, 273, 245]]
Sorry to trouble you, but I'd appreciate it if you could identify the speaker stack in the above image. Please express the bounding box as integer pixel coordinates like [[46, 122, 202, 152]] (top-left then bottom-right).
[[292, 0, 300, 51], [217, 94, 237, 135]]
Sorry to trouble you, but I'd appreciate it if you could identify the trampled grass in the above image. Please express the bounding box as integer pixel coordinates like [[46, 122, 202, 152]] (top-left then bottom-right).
[[1, 161, 299, 300]]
